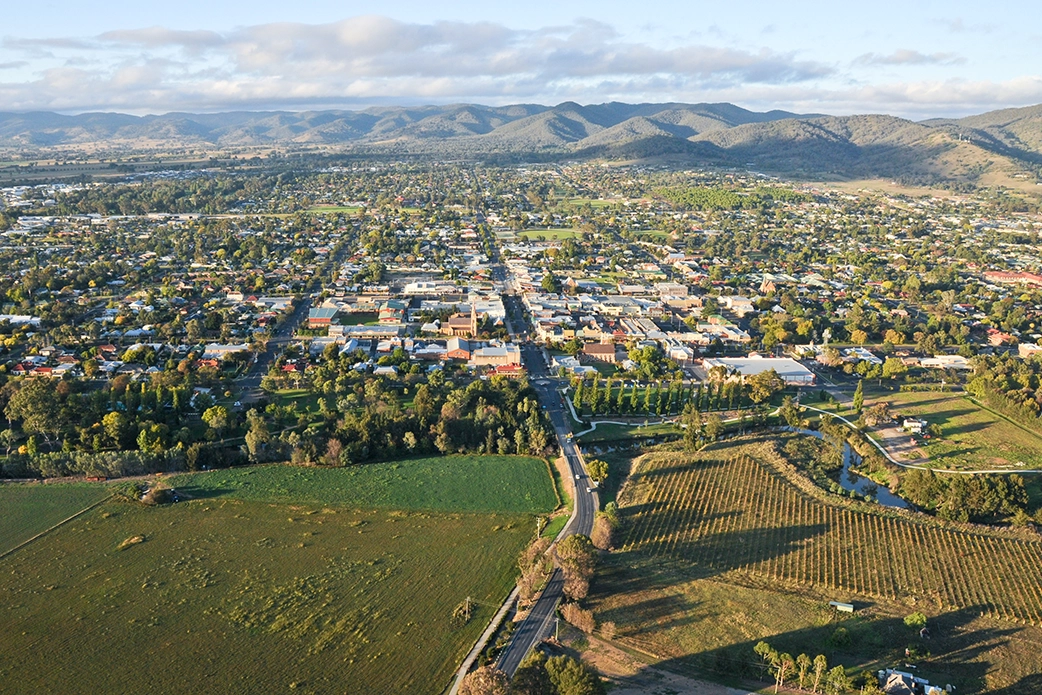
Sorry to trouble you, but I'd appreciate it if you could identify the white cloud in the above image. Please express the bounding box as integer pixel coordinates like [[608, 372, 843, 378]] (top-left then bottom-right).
[[0, 15, 1037, 119], [0, 16, 831, 111], [854, 50, 964, 66]]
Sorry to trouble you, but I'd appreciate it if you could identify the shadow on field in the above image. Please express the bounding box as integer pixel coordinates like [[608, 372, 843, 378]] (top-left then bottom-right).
[[988, 674, 1042, 695], [176, 486, 235, 500], [637, 457, 730, 481], [614, 604, 1020, 692]]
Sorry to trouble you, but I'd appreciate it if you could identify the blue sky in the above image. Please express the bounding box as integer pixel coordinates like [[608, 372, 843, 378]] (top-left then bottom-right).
[[1, 0, 1039, 118]]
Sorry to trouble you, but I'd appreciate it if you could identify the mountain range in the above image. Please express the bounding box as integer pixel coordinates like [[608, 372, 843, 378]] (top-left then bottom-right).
[[2, 102, 1042, 186]]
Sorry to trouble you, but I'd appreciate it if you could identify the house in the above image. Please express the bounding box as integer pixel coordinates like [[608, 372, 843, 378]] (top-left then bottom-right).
[[901, 417, 927, 434], [1019, 342, 1042, 359], [919, 354, 971, 370], [582, 343, 617, 363]]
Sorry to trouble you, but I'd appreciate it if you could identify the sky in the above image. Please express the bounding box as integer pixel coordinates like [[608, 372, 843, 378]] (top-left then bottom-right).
[[1, 0, 1040, 119]]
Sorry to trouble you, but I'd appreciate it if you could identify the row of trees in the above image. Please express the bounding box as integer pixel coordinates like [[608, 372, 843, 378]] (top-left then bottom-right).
[[754, 643, 852, 695], [460, 653, 604, 695]]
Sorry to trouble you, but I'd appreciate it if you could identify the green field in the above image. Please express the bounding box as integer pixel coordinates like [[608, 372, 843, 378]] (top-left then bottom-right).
[[305, 205, 362, 214], [585, 438, 1042, 691], [517, 228, 583, 241], [0, 502, 529, 695], [0, 455, 556, 694], [0, 484, 111, 555], [874, 391, 1042, 471], [171, 455, 558, 514], [577, 421, 678, 444]]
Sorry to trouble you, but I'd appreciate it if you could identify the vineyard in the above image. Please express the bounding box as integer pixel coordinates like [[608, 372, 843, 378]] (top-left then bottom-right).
[[620, 445, 1042, 625]]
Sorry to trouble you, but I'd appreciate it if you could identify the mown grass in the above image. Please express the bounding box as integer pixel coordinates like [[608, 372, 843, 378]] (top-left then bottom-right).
[[170, 455, 558, 514], [873, 391, 1042, 471], [0, 484, 111, 554], [577, 421, 678, 444], [517, 228, 583, 241], [0, 500, 531, 695], [305, 205, 362, 214]]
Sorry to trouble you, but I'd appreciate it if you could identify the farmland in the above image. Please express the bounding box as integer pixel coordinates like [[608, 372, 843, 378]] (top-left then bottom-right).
[[170, 455, 559, 514], [617, 441, 1042, 622], [0, 502, 530, 695], [0, 456, 557, 694], [871, 391, 1042, 471], [588, 439, 1042, 690], [0, 484, 111, 555]]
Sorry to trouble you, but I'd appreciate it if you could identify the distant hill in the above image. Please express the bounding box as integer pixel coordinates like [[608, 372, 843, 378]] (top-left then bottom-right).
[[1, 101, 1041, 186]]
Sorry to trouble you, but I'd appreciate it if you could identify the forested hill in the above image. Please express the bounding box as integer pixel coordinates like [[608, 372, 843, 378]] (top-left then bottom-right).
[[2, 101, 1042, 186]]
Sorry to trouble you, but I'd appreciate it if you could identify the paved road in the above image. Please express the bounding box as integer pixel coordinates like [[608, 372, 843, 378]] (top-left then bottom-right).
[[237, 242, 349, 404], [496, 341, 598, 676]]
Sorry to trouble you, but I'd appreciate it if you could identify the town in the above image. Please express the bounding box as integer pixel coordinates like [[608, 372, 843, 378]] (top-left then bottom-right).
[[3, 160, 1042, 695]]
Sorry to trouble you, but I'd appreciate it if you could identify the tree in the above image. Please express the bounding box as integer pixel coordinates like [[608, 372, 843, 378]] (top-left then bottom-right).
[[796, 653, 812, 690], [102, 411, 131, 448], [852, 379, 864, 414], [812, 654, 828, 694], [586, 458, 608, 483], [882, 357, 907, 381], [244, 410, 270, 462], [555, 534, 597, 600], [825, 665, 851, 695], [6, 379, 64, 443], [755, 641, 778, 678], [748, 369, 785, 405], [850, 329, 868, 346], [903, 611, 927, 629], [704, 413, 724, 441], [512, 653, 555, 695], [779, 396, 801, 429], [561, 602, 596, 633], [541, 271, 561, 294], [459, 665, 509, 695], [773, 653, 795, 694], [202, 405, 230, 435], [544, 655, 605, 695]]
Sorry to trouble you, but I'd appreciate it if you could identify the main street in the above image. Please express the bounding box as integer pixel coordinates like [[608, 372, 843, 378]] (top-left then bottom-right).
[[495, 341, 598, 676]]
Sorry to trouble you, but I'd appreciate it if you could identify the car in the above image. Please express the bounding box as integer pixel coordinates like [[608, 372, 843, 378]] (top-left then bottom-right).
[[586, 487, 591, 493], [575, 474, 581, 479]]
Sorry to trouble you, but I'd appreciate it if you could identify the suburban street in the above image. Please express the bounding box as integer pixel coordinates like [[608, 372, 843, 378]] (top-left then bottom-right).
[[238, 242, 349, 403], [496, 340, 598, 676]]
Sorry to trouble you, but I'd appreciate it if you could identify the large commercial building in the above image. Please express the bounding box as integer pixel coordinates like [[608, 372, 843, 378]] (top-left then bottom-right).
[[702, 355, 815, 386]]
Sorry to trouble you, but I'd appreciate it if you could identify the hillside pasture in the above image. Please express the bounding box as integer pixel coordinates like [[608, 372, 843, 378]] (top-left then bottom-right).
[[0, 484, 111, 555], [872, 391, 1042, 471]]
